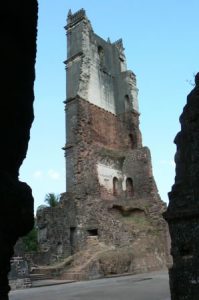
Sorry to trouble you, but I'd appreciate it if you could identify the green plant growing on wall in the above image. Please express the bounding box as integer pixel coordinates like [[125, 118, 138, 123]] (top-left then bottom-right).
[[44, 193, 60, 207], [22, 226, 38, 252]]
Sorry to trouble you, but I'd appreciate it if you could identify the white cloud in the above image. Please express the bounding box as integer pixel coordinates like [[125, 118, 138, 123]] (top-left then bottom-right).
[[32, 169, 62, 181], [33, 170, 43, 179], [47, 169, 61, 180]]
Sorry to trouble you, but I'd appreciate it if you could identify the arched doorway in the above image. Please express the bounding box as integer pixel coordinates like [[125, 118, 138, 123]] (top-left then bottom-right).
[[126, 177, 134, 197], [124, 95, 131, 112], [113, 177, 120, 196]]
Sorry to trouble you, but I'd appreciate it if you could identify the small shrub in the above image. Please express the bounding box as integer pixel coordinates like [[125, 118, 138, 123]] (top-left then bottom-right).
[[22, 226, 38, 252]]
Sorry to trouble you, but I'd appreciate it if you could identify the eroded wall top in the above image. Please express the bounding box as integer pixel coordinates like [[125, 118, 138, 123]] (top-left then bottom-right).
[[65, 9, 139, 115]]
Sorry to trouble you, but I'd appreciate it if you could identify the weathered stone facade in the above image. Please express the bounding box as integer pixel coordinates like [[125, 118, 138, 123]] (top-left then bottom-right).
[[164, 73, 199, 299], [9, 257, 31, 290], [36, 9, 169, 279]]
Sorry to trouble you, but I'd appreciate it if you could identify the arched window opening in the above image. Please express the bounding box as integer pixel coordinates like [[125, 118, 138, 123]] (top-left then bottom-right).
[[124, 95, 131, 112], [98, 45, 104, 66], [113, 177, 119, 196], [129, 133, 134, 149], [70, 227, 76, 255], [126, 177, 134, 197]]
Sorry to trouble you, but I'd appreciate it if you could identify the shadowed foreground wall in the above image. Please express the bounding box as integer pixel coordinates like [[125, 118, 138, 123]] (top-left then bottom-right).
[[0, 1, 38, 299], [164, 73, 199, 300]]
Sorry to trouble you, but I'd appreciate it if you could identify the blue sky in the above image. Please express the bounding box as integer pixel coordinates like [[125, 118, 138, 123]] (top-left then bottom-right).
[[20, 0, 199, 212]]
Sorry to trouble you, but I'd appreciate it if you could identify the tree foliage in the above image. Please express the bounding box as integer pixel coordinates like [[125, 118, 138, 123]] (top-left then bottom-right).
[[22, 226, 38, 252], [44, 193, 60, 207]]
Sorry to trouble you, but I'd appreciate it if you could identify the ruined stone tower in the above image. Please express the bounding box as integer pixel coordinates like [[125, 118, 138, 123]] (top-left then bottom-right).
[[36, 9, 169, 278], [64, 9, 142, 197]]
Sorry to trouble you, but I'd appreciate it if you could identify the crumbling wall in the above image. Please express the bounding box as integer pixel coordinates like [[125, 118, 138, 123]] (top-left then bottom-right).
[[65, 97, 141, 194], [66, 9, 138, 115], [9, 257, 31, 290]]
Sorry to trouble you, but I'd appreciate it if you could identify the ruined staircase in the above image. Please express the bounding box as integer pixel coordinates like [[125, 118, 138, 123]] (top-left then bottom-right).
[[30, 237, 114, 281], [30, 255, 73, 279], [30, 273, 52, 281], [59, 236, 114, 280]]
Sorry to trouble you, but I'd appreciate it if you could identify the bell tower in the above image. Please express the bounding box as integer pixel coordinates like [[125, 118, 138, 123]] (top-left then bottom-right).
[[64, 9, 143, 194], [36, 9, 169, 275]]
